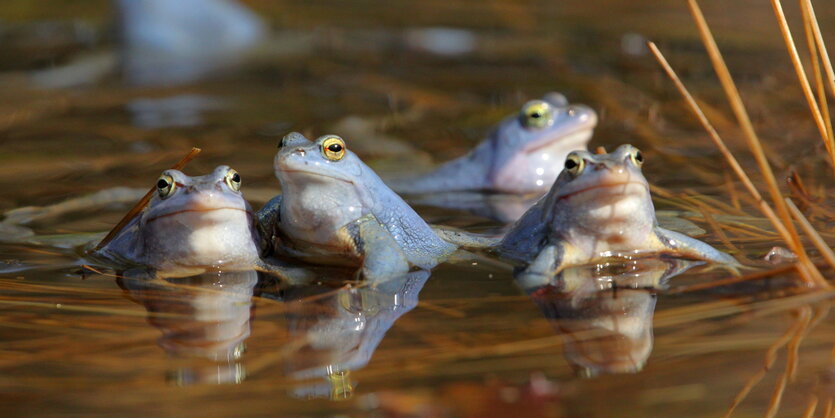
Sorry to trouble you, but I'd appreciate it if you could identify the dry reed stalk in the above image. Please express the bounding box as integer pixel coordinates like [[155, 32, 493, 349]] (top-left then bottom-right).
[[786, 198, 835, 271], [771, 0, 835, 175], [647, 40, 826, 286], [801, 0, 835, 99], [804, 396, 819, 418], [801, 0, 835, 157], [724, 172, 742, 210], [94, 147, 201, 250]]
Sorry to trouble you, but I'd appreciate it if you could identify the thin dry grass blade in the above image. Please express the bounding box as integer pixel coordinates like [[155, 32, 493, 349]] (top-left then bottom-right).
[[771, 0, 835, 175], [801, 0, 835, 161], [647, 40, 826, 286], [94, 147, 201, 250], [804, 396, 819, 418], [683, 0, 827, 287], [802, 0, 835, 99], [786, 198, 835, 271]]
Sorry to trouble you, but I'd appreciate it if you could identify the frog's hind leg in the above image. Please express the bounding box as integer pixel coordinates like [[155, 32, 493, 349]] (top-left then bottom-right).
[[654, 227, 741, 270], [432, 225, 500, 250]]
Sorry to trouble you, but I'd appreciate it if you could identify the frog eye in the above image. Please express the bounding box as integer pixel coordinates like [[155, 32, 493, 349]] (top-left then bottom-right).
[[629, 148, 644, 167], [521, 100, 554, 129], [564, 153, 585, 175], [321, 136, 346, 161], [225, 168, 242, 191], [156, 174, 176, 199]]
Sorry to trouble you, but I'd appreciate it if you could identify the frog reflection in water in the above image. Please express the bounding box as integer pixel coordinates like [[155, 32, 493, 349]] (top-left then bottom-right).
[[259, 133, 457, 282], [390, 93, 597, 195], [98, 165, 270, 276], [498, 145, 738, 276], [265, 271, 429, 399], [118, 270, 258, 385], [520, 258, 693, 376]]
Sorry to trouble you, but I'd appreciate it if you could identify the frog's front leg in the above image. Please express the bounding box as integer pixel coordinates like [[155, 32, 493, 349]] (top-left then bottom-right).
[[255, 194, 283, 254], [350, 215, 411, 283], [654, 227, 740, 268], [514, 243, 566, 289]]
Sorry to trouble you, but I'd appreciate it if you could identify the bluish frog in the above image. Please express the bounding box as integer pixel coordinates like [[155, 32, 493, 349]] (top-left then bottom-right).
[[258, 132, 457, 282]]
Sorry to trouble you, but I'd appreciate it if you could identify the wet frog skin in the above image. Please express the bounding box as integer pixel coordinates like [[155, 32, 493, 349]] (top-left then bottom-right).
[[498, 145, 738, 276], [258, 132, 457, 282], [98, 165, 263, 273], [390, 92, 597, 195]]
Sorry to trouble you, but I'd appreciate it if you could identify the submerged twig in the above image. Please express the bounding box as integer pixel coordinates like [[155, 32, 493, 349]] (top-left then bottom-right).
[[94, 147, 201, 250]]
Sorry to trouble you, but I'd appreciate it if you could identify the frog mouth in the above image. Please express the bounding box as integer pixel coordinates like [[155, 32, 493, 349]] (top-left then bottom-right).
[[147, 207, 253, 223], [277, 169, 355, 184], [557, 181, 649, 201]]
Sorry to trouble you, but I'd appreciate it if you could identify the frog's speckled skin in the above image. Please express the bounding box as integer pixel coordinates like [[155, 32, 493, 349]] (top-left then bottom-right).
[[259, 132, 457, 282], [390, 93, 597, 195], [98, 165, 262, 272], [498, 145, 737, 275]]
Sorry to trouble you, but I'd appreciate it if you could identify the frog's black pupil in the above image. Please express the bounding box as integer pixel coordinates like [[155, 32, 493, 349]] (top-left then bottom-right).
[[635, 151, 643, 163], [157, 179, 169, 189], [531, 112, 541, 119], [232, 173, 241, 183], [328, 143, 343, 153], [565, 159, 577, 170]]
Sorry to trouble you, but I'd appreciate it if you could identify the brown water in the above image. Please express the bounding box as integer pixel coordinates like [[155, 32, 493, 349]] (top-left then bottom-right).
[[1, 1, 833, 417]]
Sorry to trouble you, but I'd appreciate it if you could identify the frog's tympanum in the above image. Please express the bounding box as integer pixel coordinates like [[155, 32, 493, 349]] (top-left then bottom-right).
[[118, 270, 256, 385], [259, 133, 456, 282], [499, 145, 737, 276], [98, 166, 263, 274], [390, 93, 597, 195], [520, 258, 694, 377]]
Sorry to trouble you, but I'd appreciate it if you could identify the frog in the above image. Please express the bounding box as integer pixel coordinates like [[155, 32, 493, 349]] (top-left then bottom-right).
[[498, 144, 739, 277], [97, 165, 274, 276], [388, 92, 598, 195], [258, 132, 458, 282]]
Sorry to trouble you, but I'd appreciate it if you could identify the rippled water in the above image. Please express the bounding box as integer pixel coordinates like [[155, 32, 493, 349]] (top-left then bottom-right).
[[1, 1, 833, 417]]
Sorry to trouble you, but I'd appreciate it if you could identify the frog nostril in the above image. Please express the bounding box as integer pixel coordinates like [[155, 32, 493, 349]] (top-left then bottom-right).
[[295, 148, 306, 156]]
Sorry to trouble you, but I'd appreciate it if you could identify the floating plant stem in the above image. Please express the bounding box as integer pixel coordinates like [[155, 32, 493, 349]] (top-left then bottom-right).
[[94, 147, 201, 250]]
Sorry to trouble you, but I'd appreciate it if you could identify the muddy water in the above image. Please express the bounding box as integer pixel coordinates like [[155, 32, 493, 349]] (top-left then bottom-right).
[[0, 1, 833, 417]]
